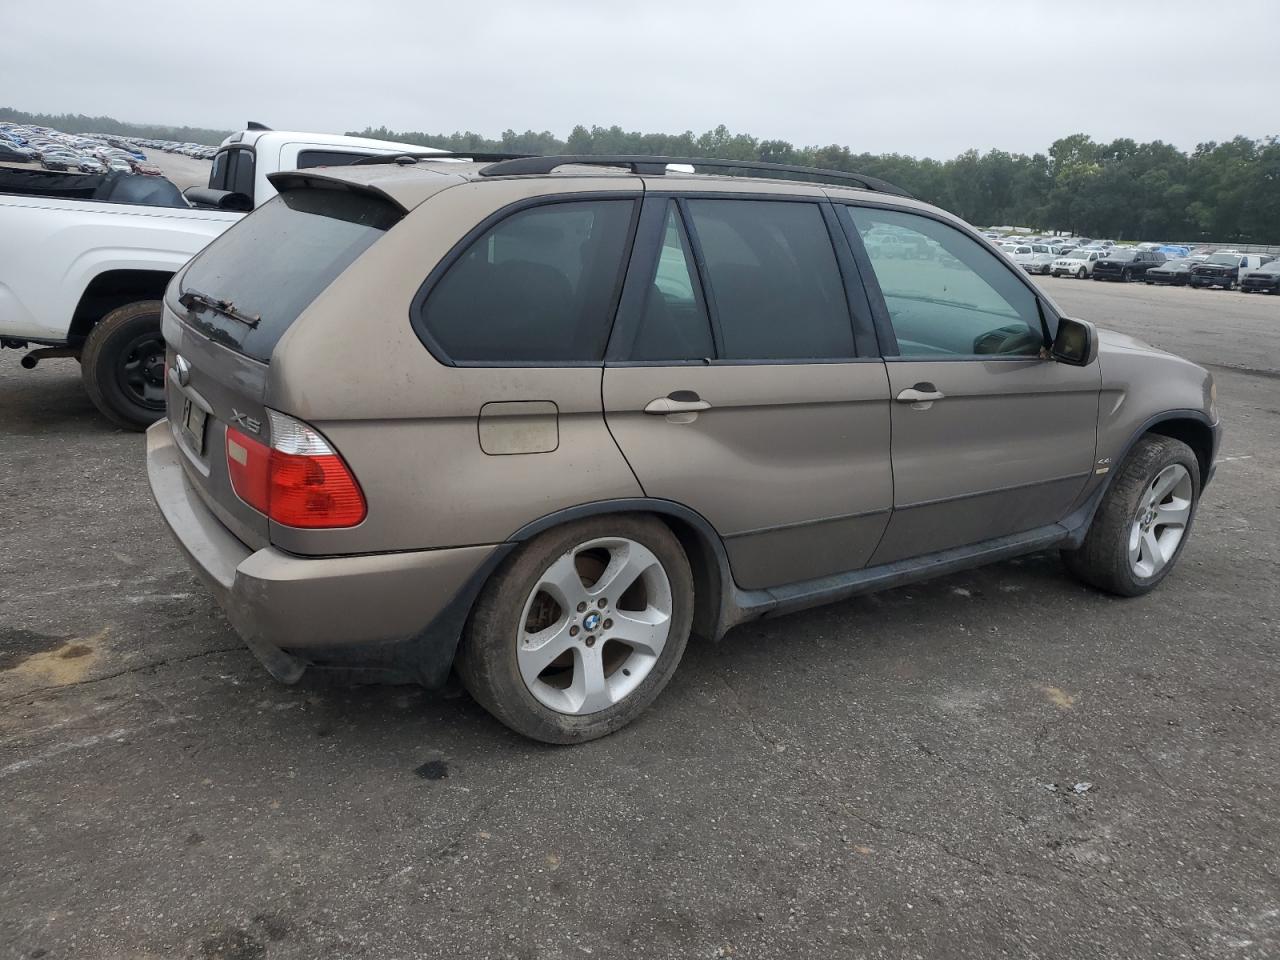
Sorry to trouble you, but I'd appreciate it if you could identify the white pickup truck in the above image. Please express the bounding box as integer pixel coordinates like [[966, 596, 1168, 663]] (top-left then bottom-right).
[[0, 125, 432, 428]]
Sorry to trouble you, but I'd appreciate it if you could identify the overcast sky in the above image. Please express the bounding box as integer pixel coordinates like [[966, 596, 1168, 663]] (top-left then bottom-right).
[[3, 0, 1274, 158]]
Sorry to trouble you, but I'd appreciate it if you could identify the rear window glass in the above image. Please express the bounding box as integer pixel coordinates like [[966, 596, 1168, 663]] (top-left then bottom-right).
[[209, 147, 255, 197], [179, 187, 401, 361]]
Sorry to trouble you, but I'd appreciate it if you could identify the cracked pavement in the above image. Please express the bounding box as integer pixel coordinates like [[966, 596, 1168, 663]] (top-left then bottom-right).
[[2, 278, 1278, 959]]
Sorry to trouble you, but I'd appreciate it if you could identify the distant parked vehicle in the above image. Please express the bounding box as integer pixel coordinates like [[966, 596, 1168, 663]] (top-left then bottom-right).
[[1240, 260, 1280, 294], [1190, 253, 1274, 289], [1052, 249, 1105, 278], [39, 150, 76, 171], [1157, 245, 1191, 258], [1093, 249, 1166, 282], [1020, 252, 1058, 275], [77, 157, 107, 174], [1144, 259, 1196, 286], [0, 142, 34, 163]]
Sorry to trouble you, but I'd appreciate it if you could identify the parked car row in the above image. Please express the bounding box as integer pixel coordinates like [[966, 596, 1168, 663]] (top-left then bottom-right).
[[982, 230, 1277, 293], [0, 121, 163, 176]]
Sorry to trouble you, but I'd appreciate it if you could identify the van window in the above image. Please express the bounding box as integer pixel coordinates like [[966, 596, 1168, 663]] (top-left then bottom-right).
[[684, 199, 853, 360], [420, 200, 635, 363]]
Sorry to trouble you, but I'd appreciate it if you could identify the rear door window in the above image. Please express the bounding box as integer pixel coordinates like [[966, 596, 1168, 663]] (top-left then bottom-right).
[[418, 199, 636, 363], [179, 186, 402, 361], [684, 199, 853, 360]]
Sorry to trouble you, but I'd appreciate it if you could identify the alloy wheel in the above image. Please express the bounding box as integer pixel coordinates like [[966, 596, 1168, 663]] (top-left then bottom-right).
[[516, 537, 673, 715], [1128, 463, 1193, 578]]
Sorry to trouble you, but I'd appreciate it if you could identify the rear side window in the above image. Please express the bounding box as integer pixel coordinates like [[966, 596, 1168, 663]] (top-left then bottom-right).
[[179, 187, 401, 361], [684, 199, 853, 360], [420, 200, 635, 363], [297, 149, 375, 169]]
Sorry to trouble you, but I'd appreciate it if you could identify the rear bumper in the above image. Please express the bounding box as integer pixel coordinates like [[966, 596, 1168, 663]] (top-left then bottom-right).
[[146, 421, 501, 686]]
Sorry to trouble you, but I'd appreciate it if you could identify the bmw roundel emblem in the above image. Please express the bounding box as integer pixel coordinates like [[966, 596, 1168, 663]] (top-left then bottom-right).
[[583, 612, 602, 632]]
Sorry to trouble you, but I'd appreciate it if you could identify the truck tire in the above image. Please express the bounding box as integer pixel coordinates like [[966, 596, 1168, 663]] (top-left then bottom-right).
[[1061, 435, 1200, 597], [456, 515, 694, 744], [81, 300, 167, 431]]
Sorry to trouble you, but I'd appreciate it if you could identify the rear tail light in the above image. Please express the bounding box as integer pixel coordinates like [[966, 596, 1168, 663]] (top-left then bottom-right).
[[225, 410, 366, 528]]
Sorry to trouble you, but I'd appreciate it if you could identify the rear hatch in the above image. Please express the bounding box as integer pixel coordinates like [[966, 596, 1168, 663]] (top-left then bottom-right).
[[163, 183, 404, 549]]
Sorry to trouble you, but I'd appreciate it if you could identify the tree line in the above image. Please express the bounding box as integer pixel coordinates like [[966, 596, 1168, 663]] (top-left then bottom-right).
[[352, 124, 1280, 244], [7, 105, 1276, 242]]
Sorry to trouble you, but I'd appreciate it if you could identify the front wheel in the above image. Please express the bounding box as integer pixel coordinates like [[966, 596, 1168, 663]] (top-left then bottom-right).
[[1077, 268, 1087, 279], [1122, 269, 1133, 282], [1061, 435, 1200, 597], [80, 300, 167, 431], [457, 515, 694, 743]]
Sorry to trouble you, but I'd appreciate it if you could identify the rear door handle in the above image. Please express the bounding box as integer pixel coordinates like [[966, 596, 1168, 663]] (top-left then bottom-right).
[[895, 384, 945, 408]]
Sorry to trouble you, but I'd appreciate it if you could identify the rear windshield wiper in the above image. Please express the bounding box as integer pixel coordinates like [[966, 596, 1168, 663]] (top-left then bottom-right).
[[178, 288, 261, 328]]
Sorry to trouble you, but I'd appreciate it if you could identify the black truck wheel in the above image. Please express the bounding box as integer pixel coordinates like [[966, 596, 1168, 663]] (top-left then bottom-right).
[[81, 300, 167, 431]]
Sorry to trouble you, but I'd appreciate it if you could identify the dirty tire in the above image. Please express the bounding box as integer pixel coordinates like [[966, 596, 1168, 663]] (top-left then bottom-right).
[[457, 515, 694, 744], [1061, 435, 1201, 597], [81, 300, 166, 431]]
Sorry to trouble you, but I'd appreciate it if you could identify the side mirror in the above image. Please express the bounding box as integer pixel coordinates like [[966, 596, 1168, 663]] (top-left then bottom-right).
[[183, 186, 251, 211], [1052, 317, 1098, 366]]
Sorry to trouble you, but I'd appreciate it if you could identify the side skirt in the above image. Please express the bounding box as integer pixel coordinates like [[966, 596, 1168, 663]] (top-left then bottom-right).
[[724, 521, 1075, 628]]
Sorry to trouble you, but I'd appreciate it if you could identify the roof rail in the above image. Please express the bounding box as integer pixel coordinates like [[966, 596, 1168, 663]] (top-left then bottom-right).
[[475, 155, 913, 197], [350, 150, 534, 167]]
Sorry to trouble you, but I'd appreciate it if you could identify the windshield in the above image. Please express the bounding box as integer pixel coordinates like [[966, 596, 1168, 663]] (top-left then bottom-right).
[[1255, 261, 1280, 274], [1206, 254, 1240, 265], [179, 187, 402, 361], [1160, 259, 1191, 269], [1063, 251, 1088, 260], [1106, 250, 1137, 262]]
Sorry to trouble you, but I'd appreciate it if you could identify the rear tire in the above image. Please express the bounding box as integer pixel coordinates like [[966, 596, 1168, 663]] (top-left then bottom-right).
[[457, 515, 694, 744], [1061, 435, 1200, 597], [81, 300, 167, 431]]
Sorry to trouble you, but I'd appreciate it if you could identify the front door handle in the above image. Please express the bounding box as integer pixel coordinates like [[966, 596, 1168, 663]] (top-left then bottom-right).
[[644, 392, 711, 422], [895, 383, 945, 409], [644, 393, 711, 415]]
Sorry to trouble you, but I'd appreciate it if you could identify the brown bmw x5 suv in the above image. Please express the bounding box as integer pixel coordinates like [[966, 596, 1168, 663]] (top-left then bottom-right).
[[147, 154, 1221, 743]]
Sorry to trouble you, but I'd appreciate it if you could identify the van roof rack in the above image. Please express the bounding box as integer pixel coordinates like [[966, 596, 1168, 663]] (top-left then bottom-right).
[[350, 150, 534, 166], [475, 154, 913, 197]]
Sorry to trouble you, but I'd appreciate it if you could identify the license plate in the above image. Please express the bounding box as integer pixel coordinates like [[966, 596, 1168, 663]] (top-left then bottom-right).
[[181, 397, 207, 455]]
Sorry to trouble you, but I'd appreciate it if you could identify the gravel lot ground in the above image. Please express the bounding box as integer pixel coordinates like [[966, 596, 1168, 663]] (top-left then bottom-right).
[[1, 277, 1277, 960]]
